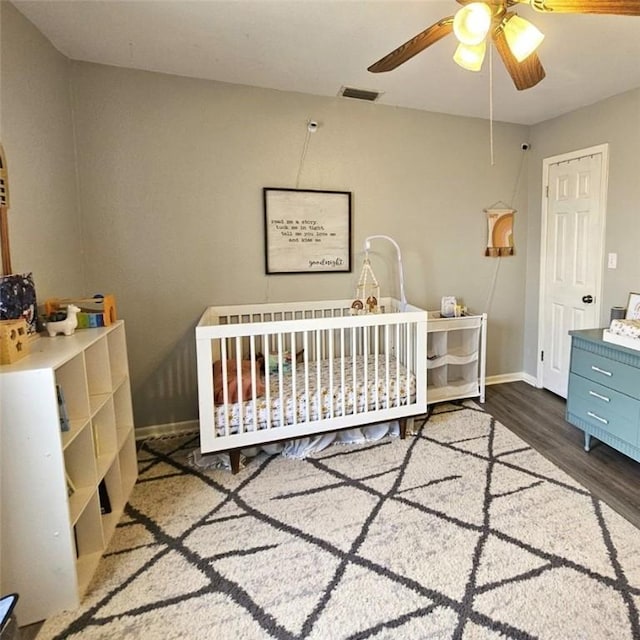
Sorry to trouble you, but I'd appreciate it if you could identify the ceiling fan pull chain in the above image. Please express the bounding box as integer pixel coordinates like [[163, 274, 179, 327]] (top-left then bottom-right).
[[489, 41, 495, 166]]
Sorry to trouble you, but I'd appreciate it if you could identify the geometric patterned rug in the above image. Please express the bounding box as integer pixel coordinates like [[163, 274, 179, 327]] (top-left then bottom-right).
[[38, 401, 640, 639]]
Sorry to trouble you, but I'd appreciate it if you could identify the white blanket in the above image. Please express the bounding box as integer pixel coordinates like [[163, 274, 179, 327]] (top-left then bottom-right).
[[609, 318, 640, 339]]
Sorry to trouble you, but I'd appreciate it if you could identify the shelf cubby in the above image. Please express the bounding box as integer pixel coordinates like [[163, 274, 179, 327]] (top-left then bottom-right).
[[119, 430, 138, 498], [55, 354, 90, 423], [92, 397, 118, 478], [427, 311, 487, 405], [100, 458, 125, 541], [113, 381, 134, 447], [75, 491, 104, 596], [64, 424, 98, 495], [107, 323, 129, 388], [85, 338, 112, 396]]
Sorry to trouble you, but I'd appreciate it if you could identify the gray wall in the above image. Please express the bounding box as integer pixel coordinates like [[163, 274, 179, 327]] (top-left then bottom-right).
[[70, 62, 530, 427], [0, 2, 85, 296], [523, 88, 640, 376], [8, 3, 638, 430]]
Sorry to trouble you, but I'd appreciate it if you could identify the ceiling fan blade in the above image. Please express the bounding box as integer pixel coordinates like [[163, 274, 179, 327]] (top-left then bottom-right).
[[527, 0, 640, 15], [493, 26, 546, 90], [368, 17, 454, 73]]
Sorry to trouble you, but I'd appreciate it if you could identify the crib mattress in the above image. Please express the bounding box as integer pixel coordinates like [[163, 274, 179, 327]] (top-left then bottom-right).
[[213, 354, 415, 435]]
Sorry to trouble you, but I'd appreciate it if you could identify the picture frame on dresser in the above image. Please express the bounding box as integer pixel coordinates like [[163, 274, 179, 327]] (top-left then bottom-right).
[[625, 292, 640, 319]]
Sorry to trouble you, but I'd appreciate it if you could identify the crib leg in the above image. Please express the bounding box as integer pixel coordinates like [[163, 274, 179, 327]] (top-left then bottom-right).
[[399, 418, 407, 440], [229, 450, 242, 474]]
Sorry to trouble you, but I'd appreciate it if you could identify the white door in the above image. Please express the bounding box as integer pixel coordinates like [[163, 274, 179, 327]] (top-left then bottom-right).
[[538, 145, 608, 398]]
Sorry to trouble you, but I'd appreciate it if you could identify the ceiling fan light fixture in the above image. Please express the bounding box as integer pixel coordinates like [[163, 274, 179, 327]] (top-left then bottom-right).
[[503, 14, 545, 62], [453, 2, 492, 45], [453, 40, 486, 72]]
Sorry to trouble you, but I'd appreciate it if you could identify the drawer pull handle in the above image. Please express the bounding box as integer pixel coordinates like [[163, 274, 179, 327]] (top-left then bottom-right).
[[589, 391, 610, 402], [591, 366, 612, 377], [587, 411, 608, 425]]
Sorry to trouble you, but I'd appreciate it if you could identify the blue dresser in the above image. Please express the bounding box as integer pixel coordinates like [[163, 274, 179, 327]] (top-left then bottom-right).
[[567, 328, 640, 463]]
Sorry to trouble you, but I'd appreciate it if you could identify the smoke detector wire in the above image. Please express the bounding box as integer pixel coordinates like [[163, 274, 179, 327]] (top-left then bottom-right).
[[295, 122, 314, 188]]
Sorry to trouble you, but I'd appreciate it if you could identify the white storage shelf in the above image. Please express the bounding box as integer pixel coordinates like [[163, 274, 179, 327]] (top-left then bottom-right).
[[0, 321, 138, 625], [427, 311, 487, 405]]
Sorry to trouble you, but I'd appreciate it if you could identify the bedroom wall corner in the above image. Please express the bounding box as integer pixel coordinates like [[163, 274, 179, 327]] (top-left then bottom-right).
[[0, 2, 85, 301]]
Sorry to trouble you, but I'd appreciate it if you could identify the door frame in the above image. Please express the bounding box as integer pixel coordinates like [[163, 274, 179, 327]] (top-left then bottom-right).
[[536, 143, 610, 388]]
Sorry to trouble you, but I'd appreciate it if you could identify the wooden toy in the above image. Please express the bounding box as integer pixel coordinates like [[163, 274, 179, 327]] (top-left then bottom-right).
[[0, 317, 29, 364], [351, 256, 380, 315], [45, 294, 117, 327]]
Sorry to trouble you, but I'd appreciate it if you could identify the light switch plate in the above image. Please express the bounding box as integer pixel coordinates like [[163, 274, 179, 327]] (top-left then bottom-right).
[[608, 253, 617, 269]]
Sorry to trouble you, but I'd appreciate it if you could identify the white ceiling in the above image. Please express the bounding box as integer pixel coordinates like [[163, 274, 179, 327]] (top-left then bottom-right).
[[11, 0, 640, 125]]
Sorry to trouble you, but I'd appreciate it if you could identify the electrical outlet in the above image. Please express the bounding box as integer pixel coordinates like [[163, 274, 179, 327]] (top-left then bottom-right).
[[607, 253, 617, 269]]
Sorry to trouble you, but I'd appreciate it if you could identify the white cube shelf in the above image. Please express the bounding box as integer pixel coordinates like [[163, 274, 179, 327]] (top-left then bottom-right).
[[0, 321, 138, 625]]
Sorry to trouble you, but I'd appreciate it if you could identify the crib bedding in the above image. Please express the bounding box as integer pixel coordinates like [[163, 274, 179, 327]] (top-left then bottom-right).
[[213, 354, 415, 435]]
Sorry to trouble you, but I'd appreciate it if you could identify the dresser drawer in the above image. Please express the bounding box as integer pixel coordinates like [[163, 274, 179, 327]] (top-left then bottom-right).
[[570, 347, 640, 400], [567, 373, 640, 445]]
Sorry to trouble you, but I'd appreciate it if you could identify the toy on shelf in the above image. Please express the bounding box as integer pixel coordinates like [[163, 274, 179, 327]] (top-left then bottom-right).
[[44, 294, 116, 329], [45, 304, 80, 337], [0, 317, 29, 364], [350, 235, 407, 315]]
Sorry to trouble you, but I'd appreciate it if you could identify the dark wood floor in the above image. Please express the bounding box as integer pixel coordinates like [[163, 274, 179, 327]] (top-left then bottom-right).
[[482, 381, 640, 530]]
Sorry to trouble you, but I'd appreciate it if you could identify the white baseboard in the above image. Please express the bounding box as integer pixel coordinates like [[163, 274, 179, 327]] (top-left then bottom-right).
[[520, 372, 539, 387], [486, 372, 538, 387], [135, 420, 199, 441]]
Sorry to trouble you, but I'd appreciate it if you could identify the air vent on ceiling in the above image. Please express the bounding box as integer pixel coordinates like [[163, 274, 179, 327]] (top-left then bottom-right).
[[339, 87, 381, 102]]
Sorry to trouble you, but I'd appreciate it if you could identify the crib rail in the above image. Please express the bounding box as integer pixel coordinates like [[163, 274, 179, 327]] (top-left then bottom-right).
[[196, 299, 427, 452]]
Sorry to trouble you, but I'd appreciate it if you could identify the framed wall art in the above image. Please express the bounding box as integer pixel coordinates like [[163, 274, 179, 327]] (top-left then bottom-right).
[[263, 187, 351, 274]]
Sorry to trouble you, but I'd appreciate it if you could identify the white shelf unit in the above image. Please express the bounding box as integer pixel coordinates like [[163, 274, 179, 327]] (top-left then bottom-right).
[[427, 311, 487, 405], [0, 321, 137, 625]]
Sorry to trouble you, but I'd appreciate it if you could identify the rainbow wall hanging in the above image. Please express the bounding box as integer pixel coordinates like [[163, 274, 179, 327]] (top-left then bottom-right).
[[485, 206, 515, 257]]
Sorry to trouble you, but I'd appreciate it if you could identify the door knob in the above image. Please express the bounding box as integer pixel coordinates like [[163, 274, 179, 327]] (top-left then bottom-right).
[[582, 295, 594, 304]]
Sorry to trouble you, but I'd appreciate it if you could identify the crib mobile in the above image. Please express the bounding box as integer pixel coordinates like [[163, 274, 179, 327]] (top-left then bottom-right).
[[351, 254, 380, 315], [350, 235, 407, 315]]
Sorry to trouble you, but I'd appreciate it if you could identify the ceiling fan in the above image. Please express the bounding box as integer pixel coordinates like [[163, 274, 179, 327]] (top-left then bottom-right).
[[368, 0, 640, 91]]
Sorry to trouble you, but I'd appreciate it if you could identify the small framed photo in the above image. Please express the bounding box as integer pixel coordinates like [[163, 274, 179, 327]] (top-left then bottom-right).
[[263, 187, 351, 274], [626, 292, 640, 320]]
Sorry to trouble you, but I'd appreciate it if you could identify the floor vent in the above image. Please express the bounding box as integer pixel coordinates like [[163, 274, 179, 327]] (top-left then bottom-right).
[[339, 87, 381, 102]]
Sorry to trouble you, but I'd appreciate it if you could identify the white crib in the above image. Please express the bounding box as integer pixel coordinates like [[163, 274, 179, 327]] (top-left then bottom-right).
[[196, 298, 428, 472]]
